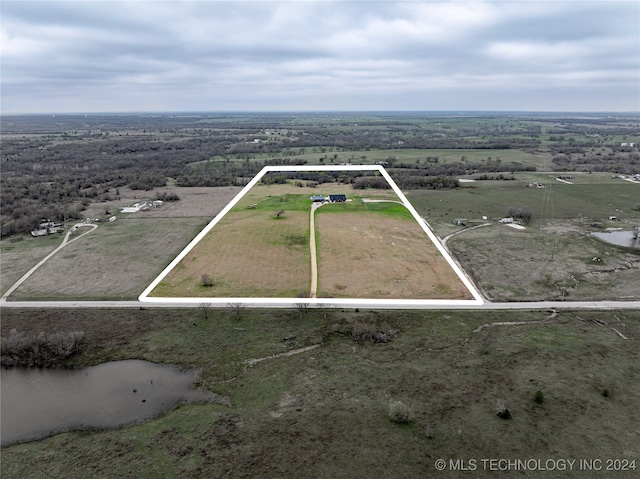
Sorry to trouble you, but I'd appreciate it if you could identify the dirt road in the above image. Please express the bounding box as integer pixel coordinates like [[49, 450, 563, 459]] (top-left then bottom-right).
[[309, 202, 323, 298]]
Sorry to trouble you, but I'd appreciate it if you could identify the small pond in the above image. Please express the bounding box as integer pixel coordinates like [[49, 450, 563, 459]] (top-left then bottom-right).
[[591, 230, 640, 249], [1, 360, 228, 446]]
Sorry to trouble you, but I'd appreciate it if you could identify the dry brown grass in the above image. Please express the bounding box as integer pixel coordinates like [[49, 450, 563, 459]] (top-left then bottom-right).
[[152, 210, 310, 297], [0, 236, 59, 295], [449, 221, 640, 301], [4, 187, 241, 300], [150, 181, 473, 300], [316, 212, 473, 299], [84, 186, 242, 219], [9, 218, 205, 300]]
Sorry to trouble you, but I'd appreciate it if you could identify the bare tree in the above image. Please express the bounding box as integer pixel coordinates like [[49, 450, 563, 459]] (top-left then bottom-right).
[[201, 274, 214, 287], [295, 295, 310, 319], [199, 302, 211, 319], [228, 302, 245, 320], [319, 303, 334, 320], [296, 302, 310, 312]]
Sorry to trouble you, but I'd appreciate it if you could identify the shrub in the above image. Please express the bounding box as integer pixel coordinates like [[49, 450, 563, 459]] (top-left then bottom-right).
[[496, 399, 512, 419], [155, 191, 180, 202], [201, 274, 214, 287], [351, 323, 396, 343], [481, 331, 492, 354], [507, 206, 533, 225], [534, 390, 545, 404], [1, 329, 84, 367], [389, 401, 414, 424]]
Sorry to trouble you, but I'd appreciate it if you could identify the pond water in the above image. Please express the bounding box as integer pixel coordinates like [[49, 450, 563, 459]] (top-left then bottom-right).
[[1, 360, 227, 446], [592, 230, 640, 249]]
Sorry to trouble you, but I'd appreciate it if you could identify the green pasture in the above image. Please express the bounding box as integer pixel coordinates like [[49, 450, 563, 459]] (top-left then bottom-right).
[[406, 178, 640, 233], [196, 147, 552, 170], [234, 192, 312, 213], [512, 171, 626, 185], [317, 200, 414, 221], [2, 307, 639, 478]]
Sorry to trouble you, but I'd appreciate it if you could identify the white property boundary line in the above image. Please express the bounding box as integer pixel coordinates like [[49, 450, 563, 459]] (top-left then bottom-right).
[[139, 165, 484, 307]]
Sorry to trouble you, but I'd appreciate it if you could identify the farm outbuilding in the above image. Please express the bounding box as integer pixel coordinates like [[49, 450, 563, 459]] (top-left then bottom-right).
[[453, 218, 467, 226], [310, 195, 326, 202], [329, 194, 347, 202]]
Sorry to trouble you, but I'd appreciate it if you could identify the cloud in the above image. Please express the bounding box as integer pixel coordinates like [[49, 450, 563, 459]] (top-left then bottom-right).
[[1, 0, 638, 112]]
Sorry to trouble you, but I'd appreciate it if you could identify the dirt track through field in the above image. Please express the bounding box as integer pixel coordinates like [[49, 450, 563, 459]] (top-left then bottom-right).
[[309, 203, 322, 298]]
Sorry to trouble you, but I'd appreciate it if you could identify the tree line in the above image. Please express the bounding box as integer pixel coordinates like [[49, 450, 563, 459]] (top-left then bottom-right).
[[3, 112, 638, 237]]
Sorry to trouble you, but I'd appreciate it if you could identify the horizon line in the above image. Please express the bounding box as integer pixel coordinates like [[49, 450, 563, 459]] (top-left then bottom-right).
[[2, 109, 639, 116]]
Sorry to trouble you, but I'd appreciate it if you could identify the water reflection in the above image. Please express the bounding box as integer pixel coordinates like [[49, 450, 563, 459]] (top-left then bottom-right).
[[592, 230, 640, 249], [1, 360, 227, 446]]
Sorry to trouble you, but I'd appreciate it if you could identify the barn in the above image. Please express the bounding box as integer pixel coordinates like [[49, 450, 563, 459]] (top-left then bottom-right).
[[310, 195, 326, 202], [329, 194, 347, 202]]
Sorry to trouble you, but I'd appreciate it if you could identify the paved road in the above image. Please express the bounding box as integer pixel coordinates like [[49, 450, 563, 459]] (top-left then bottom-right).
[[2, 215, 637, 312], [1, 224, 98, 301], [1, 299, 639, 310]]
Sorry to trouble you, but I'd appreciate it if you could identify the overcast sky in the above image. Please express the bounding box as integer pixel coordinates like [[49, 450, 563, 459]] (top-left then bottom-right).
[[1, 0, 639, 113]]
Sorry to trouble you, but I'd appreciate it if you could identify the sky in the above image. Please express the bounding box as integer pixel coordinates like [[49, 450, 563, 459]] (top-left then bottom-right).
[[1, 0, 639, 113]]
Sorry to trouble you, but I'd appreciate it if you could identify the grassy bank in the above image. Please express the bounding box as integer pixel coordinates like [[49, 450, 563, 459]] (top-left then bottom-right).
[[2, 307, 639, 478]]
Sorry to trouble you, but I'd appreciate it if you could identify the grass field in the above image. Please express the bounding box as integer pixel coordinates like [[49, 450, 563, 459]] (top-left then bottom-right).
[[406, 173, 640, 236], [1, 234, 61, 296], [449, 223, 640, 301], [151, 209, 311, 298], [210, 147, 552, 171], [7, 218, 207, 301], [316, 211, 472, 299], [2, 307, 639, 478], [1, 187, 240, 301], [405, 173, 640, 301], [149, 180, 473, 300], [3, 173, 636, 303]]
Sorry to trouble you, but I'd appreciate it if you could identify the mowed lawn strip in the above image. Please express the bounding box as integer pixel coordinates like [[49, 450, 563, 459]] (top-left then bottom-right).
[[316, 203, 473, 299], [151, 209, 310, 297]]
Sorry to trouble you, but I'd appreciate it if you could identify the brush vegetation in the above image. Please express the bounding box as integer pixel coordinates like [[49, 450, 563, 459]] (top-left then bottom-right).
[[1, 307, 639, 478]]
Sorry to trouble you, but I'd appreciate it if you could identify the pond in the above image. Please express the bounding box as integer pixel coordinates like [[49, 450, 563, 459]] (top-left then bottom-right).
[[1, 360, 228, 446], [592, 230, 640, 249]]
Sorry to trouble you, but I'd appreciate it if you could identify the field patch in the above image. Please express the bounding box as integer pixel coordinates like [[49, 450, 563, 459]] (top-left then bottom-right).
[[141, 165, 482, 305], [7, 218, 206, 301], [151, 209, 310, 298], [317, 211, 472, 299]]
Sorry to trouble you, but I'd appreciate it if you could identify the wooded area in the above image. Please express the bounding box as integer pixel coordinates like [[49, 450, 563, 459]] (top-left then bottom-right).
[[2, 112, 638, 237]]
